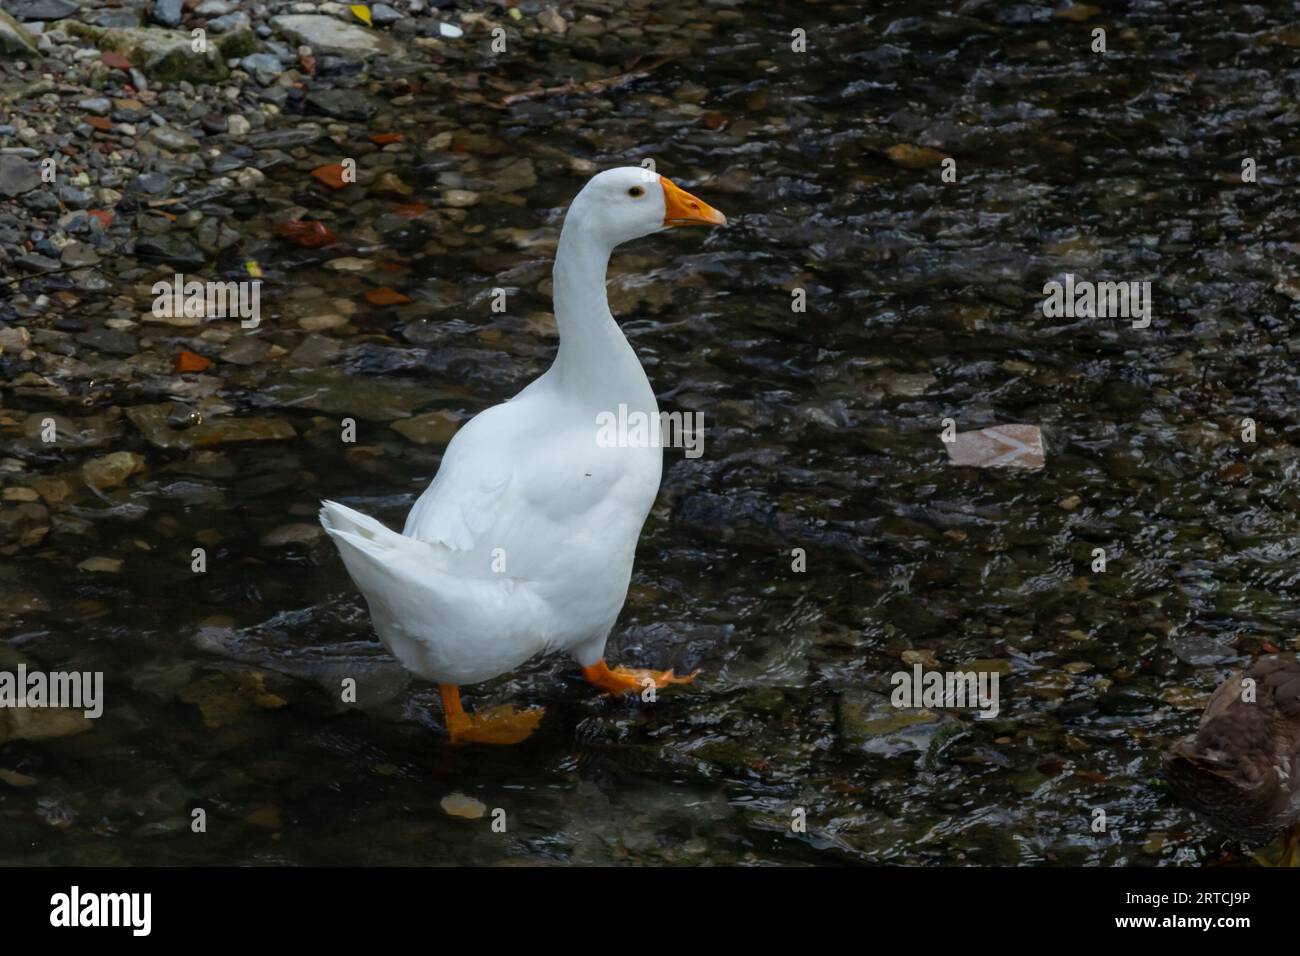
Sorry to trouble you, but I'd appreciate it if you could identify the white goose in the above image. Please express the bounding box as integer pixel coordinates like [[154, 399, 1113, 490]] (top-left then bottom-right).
[[321, 167, 727, 745]]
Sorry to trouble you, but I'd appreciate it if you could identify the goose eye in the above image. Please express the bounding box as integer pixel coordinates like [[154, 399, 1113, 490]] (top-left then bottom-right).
[[627, 186, 645, 198]]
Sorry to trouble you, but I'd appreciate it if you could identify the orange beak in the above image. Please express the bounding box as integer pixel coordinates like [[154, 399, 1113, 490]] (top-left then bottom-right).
[[659, 175, 727, 228]]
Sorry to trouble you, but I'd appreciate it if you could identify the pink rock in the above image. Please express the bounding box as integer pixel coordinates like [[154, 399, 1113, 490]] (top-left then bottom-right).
[[945, 425, 1044, 470]]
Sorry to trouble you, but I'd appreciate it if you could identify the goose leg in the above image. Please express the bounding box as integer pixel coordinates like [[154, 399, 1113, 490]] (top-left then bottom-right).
[[439, 684, 543, 746], [581, 659, 699, 697]]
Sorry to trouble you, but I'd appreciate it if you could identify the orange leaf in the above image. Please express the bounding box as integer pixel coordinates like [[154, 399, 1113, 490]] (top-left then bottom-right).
[[311, 164, 350, 189], [365, 287, 413, 306], [175, 350, 212, 373], [372, 132, 406, 145], [273, 219, 340, 248], [87, 117, 114, 131], [390, 202, 429, 218], [87, 209, 114, 229], [101, 51, 132, 70]]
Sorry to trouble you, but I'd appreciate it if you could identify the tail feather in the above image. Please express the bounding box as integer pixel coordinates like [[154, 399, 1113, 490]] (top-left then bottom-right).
[[320, 499, 399, 537], [320, 500, 414, 560]]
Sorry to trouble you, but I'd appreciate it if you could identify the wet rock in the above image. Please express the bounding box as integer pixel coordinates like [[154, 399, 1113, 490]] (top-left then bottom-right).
[[0, 326, 31, 353], [495, 158, 538, 193], [239, 52, 282, 79], [180, 670, 287, 730], [440, 793, 486, 819], [371, 3, 404, 25], [442, 189, 480, 208], [64, 23, 229, 83], [78, 556, 124, 573], [537, 8, 567, 34], [270, 14, 403, 57], [298, 313, 348, 332], [267, 369, 428, 421], [391, 410, 460, 445], [0, 768, 38, 787], [0, 11, 38, 59], [78, 328, 138, 356], [288, 334, 341, 367], [3, 504, 52, 555], [207, 11, 250, 33], [82, 451, 146, 491], [0, 704, 93, 744], [17, 253, 60, 272], [306, 88, 380, 121], [61, 242, 100, 267], [152, 0, 184, 27], [0, 155, 40, 198], [218, 337, 269, 366], [260, 523, 323, 547], [7, 0, 78, 20], [838, 690, 956, 758], [127, 404, 296, 450], [877, 370, 935, 397], [147, 126, 199, 150], [134, 235, 206, 268], [78, 96, 112, 116], [944, 425, 1045, 470], [29, 476, 71, 505]]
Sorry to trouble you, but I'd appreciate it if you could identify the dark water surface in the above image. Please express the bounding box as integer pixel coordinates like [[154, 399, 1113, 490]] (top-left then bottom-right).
[[5, 0, 1300, 865]]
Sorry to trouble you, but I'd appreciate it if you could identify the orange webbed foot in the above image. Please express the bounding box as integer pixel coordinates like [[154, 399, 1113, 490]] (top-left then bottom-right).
[[440, 684, 543, 746], [581, 660, 699, 697], [447, 703, 545, 746]]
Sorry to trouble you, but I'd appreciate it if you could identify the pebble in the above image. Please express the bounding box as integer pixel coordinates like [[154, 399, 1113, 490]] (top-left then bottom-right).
[[82, 451, 146, 491], [152, 0, 184, 27], [77, 556, 124, 573], [440, 793, 487, 819]]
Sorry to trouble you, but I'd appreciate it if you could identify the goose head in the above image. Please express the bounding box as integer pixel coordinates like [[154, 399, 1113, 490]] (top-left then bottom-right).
[[565, 167, 727, 249]]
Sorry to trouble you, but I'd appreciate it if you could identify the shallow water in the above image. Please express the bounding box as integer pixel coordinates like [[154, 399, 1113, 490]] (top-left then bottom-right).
[[4, 0, 1300, 865]]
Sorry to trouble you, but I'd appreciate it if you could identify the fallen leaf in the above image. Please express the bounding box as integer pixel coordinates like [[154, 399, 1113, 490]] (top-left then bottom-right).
[[101, 51, 132, 70], [86, 117, 114, 131], [311, 164, 350, 189], [245, 261, 263, 279], [390, 202, 429, 218], [350, 3, 372, 26], [175, 350, 212, 373], [87, 209, 114, 229], [371, 132, 406, 145], [886, 143, 951, 169], [273, 220, 339, 248], [365, 287, 413, 306]]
